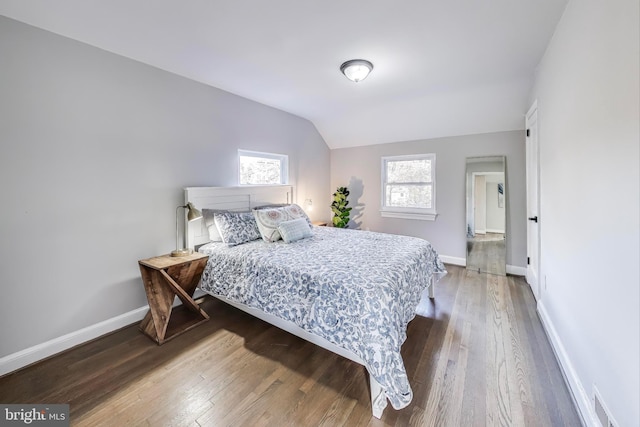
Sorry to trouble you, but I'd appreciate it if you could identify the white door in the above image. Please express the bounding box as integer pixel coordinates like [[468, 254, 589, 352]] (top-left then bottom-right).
[[525, 102, 541, 300]]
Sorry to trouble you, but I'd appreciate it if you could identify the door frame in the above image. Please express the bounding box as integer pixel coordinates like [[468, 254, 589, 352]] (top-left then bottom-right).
[[525, 100, 541, 299]]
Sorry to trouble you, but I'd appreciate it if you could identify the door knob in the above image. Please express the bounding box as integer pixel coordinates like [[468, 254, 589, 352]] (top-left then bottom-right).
[[528, 216, 538, 223]]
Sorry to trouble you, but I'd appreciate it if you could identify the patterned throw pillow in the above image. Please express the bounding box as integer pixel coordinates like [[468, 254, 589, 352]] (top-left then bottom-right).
[[278, 218, 312, 243], [253, 204, 311, 242], [213, 211, 261, 246]]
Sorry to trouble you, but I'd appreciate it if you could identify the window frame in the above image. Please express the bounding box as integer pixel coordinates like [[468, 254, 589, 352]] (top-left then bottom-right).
[[238, 149, 289, 186], [380, 153, 437, 221]]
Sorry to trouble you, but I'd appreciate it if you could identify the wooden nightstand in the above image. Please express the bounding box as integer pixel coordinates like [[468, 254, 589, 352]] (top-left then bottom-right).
[[312, 221, 328, 227], [138, 252, 210, 345]]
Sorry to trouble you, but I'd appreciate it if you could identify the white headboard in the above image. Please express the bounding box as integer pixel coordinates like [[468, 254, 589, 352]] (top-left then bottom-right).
[[184, 185, 294, 249]]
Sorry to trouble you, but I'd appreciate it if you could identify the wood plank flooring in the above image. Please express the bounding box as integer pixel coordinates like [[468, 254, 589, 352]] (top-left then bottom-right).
[[0, 265, 581, 426], [466, 233, 507, 276]]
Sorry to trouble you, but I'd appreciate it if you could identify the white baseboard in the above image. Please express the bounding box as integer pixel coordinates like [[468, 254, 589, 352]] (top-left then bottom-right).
[[0, 289, 207, 377], [439, 254, 526, 276], [0, 306, 147, 377], [486, 228, 506, 234], [537, 301, 596, 427], [439, 255, 466, 266], [506, 265, 527, 276]]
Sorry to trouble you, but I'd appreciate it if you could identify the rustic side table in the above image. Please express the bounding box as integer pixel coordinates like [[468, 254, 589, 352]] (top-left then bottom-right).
[[138, 252, 209, 344]]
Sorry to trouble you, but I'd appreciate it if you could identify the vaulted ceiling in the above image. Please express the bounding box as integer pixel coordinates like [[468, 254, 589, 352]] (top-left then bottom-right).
[[0, 0, 568, 148]]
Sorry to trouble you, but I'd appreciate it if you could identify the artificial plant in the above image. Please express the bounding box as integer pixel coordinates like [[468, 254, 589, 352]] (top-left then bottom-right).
[[331, 186, 351, 228]]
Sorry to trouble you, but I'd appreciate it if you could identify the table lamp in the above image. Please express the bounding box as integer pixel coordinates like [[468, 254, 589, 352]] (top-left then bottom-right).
[[171, 202, 203, 257]]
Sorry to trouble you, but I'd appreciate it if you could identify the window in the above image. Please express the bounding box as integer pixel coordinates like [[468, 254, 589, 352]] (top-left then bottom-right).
[[381, 153, 437, 220], [238, 150, 289, 185]]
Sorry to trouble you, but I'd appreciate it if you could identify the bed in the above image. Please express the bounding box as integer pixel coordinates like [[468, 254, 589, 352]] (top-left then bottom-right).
[[184, 185, 446, 418]]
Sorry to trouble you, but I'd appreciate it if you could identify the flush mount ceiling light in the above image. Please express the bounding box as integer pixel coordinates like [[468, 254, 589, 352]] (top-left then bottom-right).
[[340, 59, 374, 83]]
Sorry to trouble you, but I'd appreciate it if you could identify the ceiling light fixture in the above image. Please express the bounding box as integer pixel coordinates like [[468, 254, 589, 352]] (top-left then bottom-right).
[[340, 59, 373, 83]]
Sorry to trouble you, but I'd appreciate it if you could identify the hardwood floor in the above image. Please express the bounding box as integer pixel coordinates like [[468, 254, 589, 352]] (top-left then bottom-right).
[[0, 265, 581, 426], [466, 233, 507, 276]]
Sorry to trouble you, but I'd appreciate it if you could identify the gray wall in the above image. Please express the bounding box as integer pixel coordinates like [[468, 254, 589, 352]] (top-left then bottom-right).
[[0, 16, 330, 358], [528, 0, 639, 425], [330, 130, 526, 267]]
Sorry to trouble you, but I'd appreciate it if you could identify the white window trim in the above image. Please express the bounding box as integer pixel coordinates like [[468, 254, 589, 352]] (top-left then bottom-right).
[[380, 153, 437, 221], [238, 149, 289, 185]]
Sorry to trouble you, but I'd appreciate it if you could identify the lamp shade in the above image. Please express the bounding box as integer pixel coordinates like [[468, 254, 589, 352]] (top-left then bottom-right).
[[186, 202, 203, 222], [340, 59, 373, 82]]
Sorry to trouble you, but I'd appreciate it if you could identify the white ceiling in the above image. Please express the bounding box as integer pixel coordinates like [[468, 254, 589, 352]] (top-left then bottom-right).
[[0, 0, 568, 149]]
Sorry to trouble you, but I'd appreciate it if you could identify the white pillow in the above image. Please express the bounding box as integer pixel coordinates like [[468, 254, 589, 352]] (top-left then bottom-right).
[[278, 218, 312, 243], [202, 209, 223, 242], [253, 204, 311, 242]]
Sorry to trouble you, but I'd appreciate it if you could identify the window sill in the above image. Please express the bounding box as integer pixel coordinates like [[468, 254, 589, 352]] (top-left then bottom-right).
[[380, 210, 438, 221]]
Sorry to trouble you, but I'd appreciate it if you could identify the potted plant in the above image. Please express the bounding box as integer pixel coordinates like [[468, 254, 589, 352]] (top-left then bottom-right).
[[331, 186, 352, 228]]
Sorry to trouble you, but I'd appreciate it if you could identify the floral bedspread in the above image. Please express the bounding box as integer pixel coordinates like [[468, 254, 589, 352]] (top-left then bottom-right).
[[198, 226, 446, 409]]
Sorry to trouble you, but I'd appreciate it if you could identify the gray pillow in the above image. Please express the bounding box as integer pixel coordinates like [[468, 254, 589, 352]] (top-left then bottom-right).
[[278, 218, 312, 243]]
